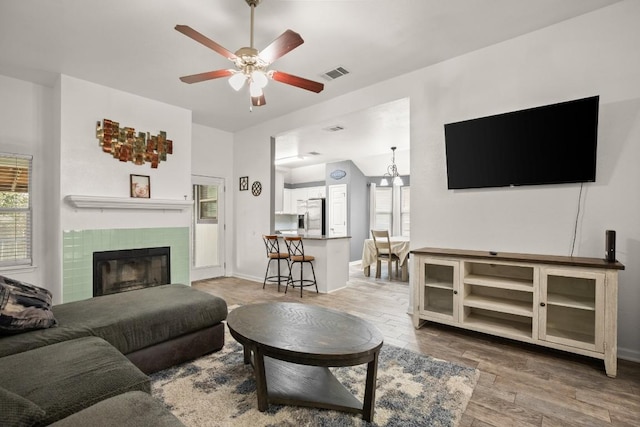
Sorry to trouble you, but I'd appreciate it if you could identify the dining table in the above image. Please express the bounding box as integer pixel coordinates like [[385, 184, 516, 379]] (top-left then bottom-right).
[[361, 235, 410, 281]]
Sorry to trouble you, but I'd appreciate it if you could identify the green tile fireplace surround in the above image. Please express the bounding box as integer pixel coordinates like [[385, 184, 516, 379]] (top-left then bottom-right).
[[63, 227, 189, 302]]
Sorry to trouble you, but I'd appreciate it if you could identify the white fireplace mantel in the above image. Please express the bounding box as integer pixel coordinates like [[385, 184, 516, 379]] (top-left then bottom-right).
[[64, 195, 193, 211]]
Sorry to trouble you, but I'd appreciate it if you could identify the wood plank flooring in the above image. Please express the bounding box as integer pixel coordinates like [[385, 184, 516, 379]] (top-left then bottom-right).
[[193, 263, 640, 426]]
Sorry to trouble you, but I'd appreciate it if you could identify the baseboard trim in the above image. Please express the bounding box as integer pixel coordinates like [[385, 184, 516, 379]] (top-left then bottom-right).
[[618, 347, 640, 363], [232, 272, 264, 283]]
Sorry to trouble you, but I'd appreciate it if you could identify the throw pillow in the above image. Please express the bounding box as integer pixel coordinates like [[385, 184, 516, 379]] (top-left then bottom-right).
[[0, 386, 46, 427], [0, 275, 57, 334]]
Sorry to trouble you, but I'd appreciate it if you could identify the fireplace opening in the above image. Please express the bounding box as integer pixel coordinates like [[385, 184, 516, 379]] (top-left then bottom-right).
[[93, 247, 170, 297]]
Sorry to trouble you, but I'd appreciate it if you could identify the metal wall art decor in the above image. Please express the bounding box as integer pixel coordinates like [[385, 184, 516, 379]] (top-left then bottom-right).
[[130, 174, 150, 198], [251, 181, 262, 196], [96, 119, 173, 168], [239, 176, 249, 191]]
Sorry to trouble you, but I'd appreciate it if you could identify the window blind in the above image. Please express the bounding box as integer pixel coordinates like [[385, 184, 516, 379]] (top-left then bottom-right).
[[0, 154, 32, 266], [374, 187, 392, 232]]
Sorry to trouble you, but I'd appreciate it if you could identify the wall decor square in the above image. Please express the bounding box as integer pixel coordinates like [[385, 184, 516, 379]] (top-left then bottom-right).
[[130, 174, 150, 198], [239, 176, 249, 191]]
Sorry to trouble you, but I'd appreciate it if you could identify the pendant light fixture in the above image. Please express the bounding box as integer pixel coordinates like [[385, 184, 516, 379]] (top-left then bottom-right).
[[380, 146, 403, 186]]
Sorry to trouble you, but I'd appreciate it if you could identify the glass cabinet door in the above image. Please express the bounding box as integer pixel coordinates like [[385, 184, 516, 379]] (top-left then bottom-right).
[[418, 257, 459, 321], [539, 268, 605, 352]]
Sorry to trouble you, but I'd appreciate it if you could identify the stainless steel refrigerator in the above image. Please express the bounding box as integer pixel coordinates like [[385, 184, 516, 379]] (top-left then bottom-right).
[[297, 198, 326, 235]]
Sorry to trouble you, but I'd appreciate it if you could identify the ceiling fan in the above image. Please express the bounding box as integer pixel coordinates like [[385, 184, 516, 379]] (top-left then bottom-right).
[[175, 0, 324, 108]]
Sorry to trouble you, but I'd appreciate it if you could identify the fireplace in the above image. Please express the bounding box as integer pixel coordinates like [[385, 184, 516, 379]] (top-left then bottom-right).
[[93, 247, 170, 297]]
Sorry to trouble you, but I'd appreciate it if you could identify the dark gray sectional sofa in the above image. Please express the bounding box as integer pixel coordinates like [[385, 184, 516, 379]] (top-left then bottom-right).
[[0, 283, 228, 426]]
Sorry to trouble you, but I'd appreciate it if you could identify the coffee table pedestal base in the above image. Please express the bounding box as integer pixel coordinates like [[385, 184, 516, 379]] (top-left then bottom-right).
[[266, 357, 363, 410], [249, 354, 377, 422]]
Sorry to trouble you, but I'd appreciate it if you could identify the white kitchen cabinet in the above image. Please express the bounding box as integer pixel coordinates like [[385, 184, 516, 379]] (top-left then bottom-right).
[[274, 171, 285, 213], [290, 188, 308, 212], [307, 186, 326, 198], [282, 188, 292, 214]]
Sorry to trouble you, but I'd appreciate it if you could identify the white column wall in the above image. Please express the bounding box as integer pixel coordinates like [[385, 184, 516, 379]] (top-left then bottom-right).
[[56, 75, 193, 300], [191, 123, 235, 276]]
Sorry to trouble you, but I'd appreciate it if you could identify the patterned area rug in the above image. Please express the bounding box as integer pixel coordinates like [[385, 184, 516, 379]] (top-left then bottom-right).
[[151, 328, 478, 427]]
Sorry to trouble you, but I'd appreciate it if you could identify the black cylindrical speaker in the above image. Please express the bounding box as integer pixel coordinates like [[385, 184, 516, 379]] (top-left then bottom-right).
[[605, 230, 616, 262]]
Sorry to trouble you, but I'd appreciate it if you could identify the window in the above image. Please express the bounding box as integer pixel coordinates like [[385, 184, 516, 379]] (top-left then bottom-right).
[[372, 184, 410, 237], [0, 154, 32, 266], [374, 187, 392, 231], [401, 186, 410, 237], [194, 184, 218, 224]]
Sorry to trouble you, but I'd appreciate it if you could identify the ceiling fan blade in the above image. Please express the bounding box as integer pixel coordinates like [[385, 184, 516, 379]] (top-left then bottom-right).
[[270, 71, 324, 93], [179, 69, 234, 84], [252, 94, 266, 107], [259, 30, 304, 64], [175, 25, 236, 60]]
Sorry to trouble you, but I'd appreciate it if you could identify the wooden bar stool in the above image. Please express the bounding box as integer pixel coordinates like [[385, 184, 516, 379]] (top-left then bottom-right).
[[262, 235, 290, 292], [283, 236, 318, 297]]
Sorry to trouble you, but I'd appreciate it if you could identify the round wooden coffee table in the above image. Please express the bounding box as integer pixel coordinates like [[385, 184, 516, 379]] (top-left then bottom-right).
[[226, 302, 384, 422]]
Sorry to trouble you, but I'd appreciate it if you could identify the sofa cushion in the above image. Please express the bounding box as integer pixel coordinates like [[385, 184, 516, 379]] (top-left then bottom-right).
[[0, 284, 227, 358], [48, 391, 185, 427], [0, 276, 57, 334], [0, 336, 150, 426], [52, 284, 228, 355], [0, 386, 45, 427]]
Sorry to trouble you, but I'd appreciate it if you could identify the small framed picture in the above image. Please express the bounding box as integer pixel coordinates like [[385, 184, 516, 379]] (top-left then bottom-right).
[[130, 174, 150, 198], [239, 176, 249, 191]]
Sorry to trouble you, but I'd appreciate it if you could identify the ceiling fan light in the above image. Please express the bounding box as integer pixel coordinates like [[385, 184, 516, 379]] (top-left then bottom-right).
[[251, 70, 268, 88], [229, 73, 246, 91], [249, 82, 263, 97]]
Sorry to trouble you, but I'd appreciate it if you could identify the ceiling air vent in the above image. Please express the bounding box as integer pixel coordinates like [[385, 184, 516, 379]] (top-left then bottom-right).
[[321, 66, 350, 81], [322, 125, 344, 132]]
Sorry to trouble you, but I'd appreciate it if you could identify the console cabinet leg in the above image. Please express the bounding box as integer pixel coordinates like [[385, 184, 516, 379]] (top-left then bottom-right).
[[604, 352, 617, 378]]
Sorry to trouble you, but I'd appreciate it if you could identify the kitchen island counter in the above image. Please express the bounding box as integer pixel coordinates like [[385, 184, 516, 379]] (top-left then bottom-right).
[[276, 233, 351, 293], [278, 232, 351, 241]]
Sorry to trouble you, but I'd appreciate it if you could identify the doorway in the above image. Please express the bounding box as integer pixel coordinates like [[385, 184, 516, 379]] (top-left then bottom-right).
[[328, 184, 347, 236], [191, 175, 225, 280]]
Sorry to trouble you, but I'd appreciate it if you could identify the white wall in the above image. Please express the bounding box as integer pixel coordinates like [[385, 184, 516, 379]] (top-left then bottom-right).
[[410, 1, 640, 360], [58, 75, 192, 231], [0, 74, 52, 287], [233, 1, 640, 360]]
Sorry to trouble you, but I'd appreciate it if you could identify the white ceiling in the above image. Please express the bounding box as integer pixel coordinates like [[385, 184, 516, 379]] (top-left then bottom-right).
[[0, 0, 620, 172], [275, 97, 410, 175]]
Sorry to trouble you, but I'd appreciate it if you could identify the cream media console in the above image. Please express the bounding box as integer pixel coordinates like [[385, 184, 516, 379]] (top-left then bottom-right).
[[411, 247, 625, 377]]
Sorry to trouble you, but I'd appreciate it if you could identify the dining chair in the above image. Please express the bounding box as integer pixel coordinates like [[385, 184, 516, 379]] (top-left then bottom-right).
[[283, 236, 318, 297], [262, 235, 290, 292], [371, 230, 400, 279]]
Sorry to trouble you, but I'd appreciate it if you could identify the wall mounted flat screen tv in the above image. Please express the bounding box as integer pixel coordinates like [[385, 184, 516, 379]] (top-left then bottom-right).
[[444, 96, 599, 189]]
